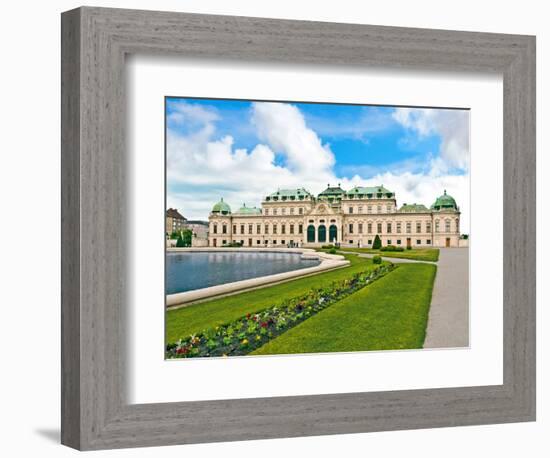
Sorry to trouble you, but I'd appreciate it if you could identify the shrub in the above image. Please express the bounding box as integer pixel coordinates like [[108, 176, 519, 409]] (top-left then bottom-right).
[[372, 255, 382, 264], [328, 247, 337, 254], [176, 235, 185, 247], [406, 245, 412, 250], [321, 244, 334, 249], [395, 246, 404, 252], [372, 234, 382, 250], [381, 245, 397, 252]]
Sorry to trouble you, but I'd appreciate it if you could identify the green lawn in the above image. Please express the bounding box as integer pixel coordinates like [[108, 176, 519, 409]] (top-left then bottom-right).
[[251, 263, 436, 355], [337, 247, 440, 262], [166, 253, 379, 343]]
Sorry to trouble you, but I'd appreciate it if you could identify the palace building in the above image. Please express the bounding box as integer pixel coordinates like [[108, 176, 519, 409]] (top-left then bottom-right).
[[207, 185, 461, 249]]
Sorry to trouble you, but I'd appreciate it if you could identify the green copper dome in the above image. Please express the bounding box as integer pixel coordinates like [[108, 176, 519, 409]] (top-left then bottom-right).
[[431, 190, 458, 211], [211, 198, 231, 215]]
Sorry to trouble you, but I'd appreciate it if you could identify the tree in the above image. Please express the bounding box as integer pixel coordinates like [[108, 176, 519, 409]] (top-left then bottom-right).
[[176, 235, 185, 247], [182, 229, 193, 246], [372, 234, 382, 250]]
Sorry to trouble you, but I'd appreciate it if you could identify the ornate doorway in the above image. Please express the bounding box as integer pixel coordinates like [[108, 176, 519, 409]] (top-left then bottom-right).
[[307, 225, 315, 243], [318, 225, 327, 243], [329, 224, 337, 243]]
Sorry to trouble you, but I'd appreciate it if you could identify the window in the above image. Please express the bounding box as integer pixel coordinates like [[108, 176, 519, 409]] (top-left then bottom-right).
[[368, 222, 372, 234], [406, 222, 411, 233], [264, 208, 269, 215], [358, 223, 363, 234], [298, 224, 303, 234], [240, 224, 245, 234], [222, 225, 227, 234], [257, 240, 261, 245], [387, 222, 392, 233], [445, 219, 451, 232], [368, 239, 372, 245], [427, 239, 431, 244], [367, 205, 372, 214], [358, 206, 363, 213], [397, 239, 401, 245], [273, 208, 277, 216], [455, 219, 459, 232], [282, 208, 286, 215], [290, 208, 294, 215], [377, 205, 382, 213], [232, 225, 236, 233], [396, 222, 401, 233], [290, 224, 294, 234], [348, 223, 354, 234], [264, 224, 269, 234], [222, 240, 227, 244], [435, 220, 440, 233], [416, 222, 422, 233], [349, 207, 354, 214], [426, 222, 431, 232], [256, 224, 261, 234], [273, 224, 278, 234], [213, 224, 218, 234], [386, 205, 392, 213], [416, 239, 421, 245], [349, 240, 353, 244], [387, 239, 392, 245], [377, 222, 382, 233], [248, 224, 253, 235], [299, 208, 303, 215], [281, 240, 286, 245]]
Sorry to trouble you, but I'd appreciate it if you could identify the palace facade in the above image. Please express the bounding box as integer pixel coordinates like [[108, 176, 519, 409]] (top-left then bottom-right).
[[208, 185, 461, 249]]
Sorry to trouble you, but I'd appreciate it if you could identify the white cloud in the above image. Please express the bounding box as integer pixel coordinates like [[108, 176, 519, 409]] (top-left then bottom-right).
[[392, 108, 470, 172]]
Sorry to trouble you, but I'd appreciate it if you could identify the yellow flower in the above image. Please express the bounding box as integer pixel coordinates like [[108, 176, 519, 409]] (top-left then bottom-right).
[[255, 335, 261, 341], [242, 339, 249, 345]]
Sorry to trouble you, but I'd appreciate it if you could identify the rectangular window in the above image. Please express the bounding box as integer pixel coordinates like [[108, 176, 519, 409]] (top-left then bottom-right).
[[426, 222, 431, 232], [290, 208, 294, 215], [387, 239, 392, 245], [406, 222, 411, 233], [455, 219, 459, 232], [257, 240, 261, 245], [213, 225, 217, 234], [358, 206, 363, 213], [240, 224, 245, 234], [264, 224, 269, 234], [377, 205, 382, 213], [282, 208, 286, 215], [368, 239, 372, 244], [397, 239, 401, 245], [290, 224, 294, 234], [435, 220, 440, 232], [248, 224, 253, 234], [256, 224, 261, 234], [349, 240, 353, 244], [445, 220, 451, 232], [416, 239, 421, 245], [222, 225, 227, 234], [299, 208, 303, 215], [348, 223, 354, 234], [273, 224, 277, 234], [222, 239, 227, 244], [368, 223, 372, 234], [416, 222, 422, 233], [273, 209, 277, 216], [264, 208, 269, 215], [298, 224, 303, 234], [387, 222, 392, 233], [427, 239, 431, 244], [387, 205, 392, 213], [281, 224, 286, 234], [232, 225, 236, 234], [349, 207, 354, 214], [367, 205, 372, 214], [377, 222, 382, 233], [396, 222, 401, 233], [281, 240, 286, 245], [358, 223, 363, 234]]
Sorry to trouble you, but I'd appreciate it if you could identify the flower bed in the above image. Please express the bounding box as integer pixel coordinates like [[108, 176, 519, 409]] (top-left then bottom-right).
[[166, 264, 395, 358]]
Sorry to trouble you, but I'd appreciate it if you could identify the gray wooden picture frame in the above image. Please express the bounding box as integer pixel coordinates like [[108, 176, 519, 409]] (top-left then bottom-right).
[[61, 6, 536, 451]]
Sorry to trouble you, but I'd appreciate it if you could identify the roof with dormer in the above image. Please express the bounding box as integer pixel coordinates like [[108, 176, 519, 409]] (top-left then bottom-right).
[[346, 185, 394, 198], [234, 203, 262, 215], [399, 203, 430, 213], [431, 190, 458, 211], [211, 198, 231, 214], [265, 188, 313, 201]]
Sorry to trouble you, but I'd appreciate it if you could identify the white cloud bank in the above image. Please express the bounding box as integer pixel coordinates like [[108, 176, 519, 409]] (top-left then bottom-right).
[[167, 102, 470, 233]]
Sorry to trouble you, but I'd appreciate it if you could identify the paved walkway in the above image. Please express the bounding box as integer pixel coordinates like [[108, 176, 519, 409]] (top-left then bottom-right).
[[339, 248, 469, 349], [423, 248, 469, 348]]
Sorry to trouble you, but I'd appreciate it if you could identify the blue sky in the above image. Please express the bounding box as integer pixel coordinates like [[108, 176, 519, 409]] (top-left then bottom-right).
[[166, 97, 470, 231]]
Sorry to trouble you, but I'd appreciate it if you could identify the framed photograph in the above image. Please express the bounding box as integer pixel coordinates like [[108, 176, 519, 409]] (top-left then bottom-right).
[[61, 6, 536, 450]]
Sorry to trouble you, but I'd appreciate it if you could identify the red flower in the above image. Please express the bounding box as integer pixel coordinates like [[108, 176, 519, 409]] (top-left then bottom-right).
[[246, 313, 251, 320], [261, 322, 268, 328]]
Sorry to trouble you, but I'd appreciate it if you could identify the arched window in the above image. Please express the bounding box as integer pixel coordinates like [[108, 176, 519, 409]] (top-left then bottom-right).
[[318, 225, 327, 243], [329, 225, 338, 242], [307, 225, 315, 243]]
